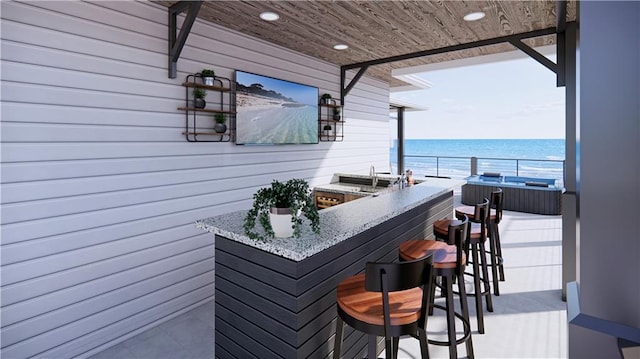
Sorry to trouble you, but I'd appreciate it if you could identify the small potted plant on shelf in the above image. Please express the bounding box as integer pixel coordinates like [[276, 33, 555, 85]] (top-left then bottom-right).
[[193, 88, 207, 109], [243, 178, 320, 240], [323, 124, 333, 140], [333, 107, 341, 121], [214, 113, 227, 133], [320, 93, 333, 105], [201, 69, 215, 86]]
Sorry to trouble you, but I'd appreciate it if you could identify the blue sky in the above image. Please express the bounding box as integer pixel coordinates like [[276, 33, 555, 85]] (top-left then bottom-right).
[[391, 55, 565, 139], [236, 71, 318, 106]]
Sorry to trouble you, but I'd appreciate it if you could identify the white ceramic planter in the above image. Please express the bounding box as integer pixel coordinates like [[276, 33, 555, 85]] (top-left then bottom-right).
[[269, 208, 295, 238]]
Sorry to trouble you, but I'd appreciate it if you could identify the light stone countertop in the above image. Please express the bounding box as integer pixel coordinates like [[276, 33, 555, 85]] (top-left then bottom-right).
[[196, 177, 464, 262], [313, 183, 366, 195]]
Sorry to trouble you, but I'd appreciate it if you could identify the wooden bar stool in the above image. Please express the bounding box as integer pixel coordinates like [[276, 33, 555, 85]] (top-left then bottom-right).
[[436, 199, 493, 334], [398, 217, 474, 359], [333, 255, 434, 359], [489, 189, 505, 282], [455, 188, 504, 295]]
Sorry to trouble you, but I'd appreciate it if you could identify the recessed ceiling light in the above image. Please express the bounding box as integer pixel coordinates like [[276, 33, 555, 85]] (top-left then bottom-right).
[[259, 12, 279, 21], [463, 11, 486, 21], [333, 44, 349, 50]]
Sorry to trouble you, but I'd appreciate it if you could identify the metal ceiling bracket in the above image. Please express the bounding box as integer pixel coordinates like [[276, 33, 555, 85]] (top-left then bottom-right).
[[340, 27, 563, 104], [510, 2, 568, 87], [508, 39, 558, 74], [340, 65, 369, 105], [343, 27, 557, 71], [168, 1, 203, 79]]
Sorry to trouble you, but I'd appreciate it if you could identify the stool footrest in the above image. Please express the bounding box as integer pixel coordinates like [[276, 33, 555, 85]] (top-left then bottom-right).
[[427, 304, 472, 346], [441, 270, 492, 297], [461, 272, 492, 297]]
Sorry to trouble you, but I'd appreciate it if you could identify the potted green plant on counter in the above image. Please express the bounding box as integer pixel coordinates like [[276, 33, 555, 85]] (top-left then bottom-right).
[[214, 113, 227, 133], [201, 69, 215, 86], [244, 178, 320, 240], [193, 88, 206, 109]]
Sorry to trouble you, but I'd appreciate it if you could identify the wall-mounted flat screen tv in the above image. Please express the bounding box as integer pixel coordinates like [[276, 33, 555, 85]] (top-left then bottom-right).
[[235, 70, 319, 145]]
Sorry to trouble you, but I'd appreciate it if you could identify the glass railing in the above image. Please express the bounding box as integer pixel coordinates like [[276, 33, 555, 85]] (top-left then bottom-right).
[[392, 155, 566, 188]]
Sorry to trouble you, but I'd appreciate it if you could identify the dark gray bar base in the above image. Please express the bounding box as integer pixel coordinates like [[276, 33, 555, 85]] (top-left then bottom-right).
[[214, 191, 452, 358]]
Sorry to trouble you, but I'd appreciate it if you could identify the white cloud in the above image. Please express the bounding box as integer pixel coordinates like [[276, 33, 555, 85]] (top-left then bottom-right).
[[446, 104, 475, 113], [497, 101, 564, 118]]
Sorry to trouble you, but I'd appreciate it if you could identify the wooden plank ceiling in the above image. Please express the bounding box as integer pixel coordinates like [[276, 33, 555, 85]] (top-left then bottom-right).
[[157, 1, 577, 86]]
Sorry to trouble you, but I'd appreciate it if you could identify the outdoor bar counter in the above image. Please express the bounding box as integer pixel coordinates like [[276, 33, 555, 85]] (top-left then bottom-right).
[[197, 178, 463, 358]]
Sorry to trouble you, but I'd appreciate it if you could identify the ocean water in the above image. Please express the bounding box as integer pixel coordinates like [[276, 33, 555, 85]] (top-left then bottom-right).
[[237, 105, 317, 144], [390, 139, 566, 186]]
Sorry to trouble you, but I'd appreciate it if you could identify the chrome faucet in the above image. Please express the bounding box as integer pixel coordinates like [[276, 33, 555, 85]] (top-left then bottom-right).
[[369, 165, 378, 190], [398, 172, 406, 189]]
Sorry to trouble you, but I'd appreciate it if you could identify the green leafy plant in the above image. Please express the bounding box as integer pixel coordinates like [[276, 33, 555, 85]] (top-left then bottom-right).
[[320, 93, 332, 104], [193, 88, 207, 98], [201, 69, 215, 77], [333, 107, 341, 120], [214, 113, 226, 124], [244, 178, 320, 240]]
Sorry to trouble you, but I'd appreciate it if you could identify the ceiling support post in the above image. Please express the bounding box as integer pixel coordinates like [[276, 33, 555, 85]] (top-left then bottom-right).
[[168, 1, 203, 79], [556, 0, 568, 87], [396, 106, 405, 176], [556, 32, 566, 87]]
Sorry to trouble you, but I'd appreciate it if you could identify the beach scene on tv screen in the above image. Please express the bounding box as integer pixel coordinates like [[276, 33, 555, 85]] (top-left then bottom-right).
[[236, 71, 318, 144]]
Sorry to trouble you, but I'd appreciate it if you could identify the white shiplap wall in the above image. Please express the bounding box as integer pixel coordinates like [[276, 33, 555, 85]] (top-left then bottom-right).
[[0, 1, 391, 357]]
